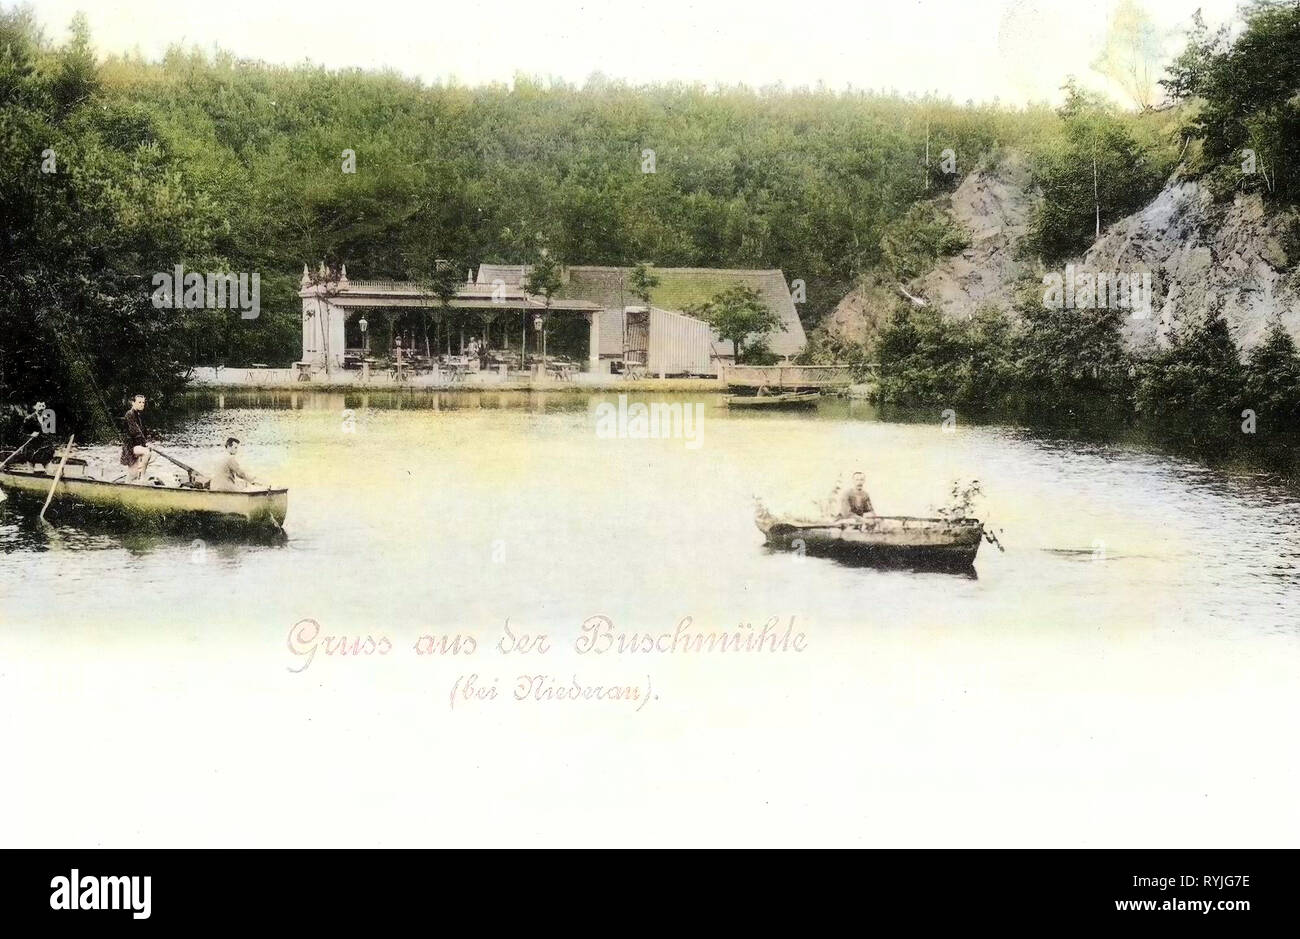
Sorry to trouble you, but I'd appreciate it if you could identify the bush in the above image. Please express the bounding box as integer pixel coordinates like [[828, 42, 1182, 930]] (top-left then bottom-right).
[[1136, 312, 1245, 448], [875, 302, 1018, 415], [1243, 318, 1300, 437]]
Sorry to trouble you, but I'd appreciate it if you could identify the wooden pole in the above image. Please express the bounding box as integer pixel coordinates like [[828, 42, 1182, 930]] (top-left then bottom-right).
[[0, 433, 38, 471], [39, 435, 74, 521]]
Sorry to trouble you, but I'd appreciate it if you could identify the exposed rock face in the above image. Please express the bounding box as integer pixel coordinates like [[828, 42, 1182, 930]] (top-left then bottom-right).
[[823, 277, 896, 347], [825, 153, 1035, 343], [827, 155, 1299, 351], [1080, 174, 1299, 349], [911, 152, 1036, 320]]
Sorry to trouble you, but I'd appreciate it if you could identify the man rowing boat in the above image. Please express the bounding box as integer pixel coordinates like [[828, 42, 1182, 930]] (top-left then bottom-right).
[[835, 471, 875, 521], [209, 437, 264, 492], [119, 393, 153, 483]]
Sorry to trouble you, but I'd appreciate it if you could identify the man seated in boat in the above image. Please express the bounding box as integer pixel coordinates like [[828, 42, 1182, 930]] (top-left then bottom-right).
[[835, 471, 875, 521], [19, 401, 57, 468], [209, 437, 264, 492], [120, 393, 154, 483]]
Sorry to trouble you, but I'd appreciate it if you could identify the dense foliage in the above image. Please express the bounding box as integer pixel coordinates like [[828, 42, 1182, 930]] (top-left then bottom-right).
[[0, 5, 1062, 429], [686, 285, 785, 363], [2, 1, 1298, 462], [0, 11, 215, 436], [1025, 81, 1169, 259], [864, 1, 1300, 460], [873, 289, 1300, 455], [1168, 1, 1300, 203]]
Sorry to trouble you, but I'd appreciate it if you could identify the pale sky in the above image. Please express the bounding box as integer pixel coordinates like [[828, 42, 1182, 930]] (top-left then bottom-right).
[[25, 0, 1243, 106]]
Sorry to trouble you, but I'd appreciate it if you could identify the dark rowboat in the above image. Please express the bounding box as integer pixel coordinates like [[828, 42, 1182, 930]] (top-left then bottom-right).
[[725, 391, 821, 409], [756, 503, 982, 569]]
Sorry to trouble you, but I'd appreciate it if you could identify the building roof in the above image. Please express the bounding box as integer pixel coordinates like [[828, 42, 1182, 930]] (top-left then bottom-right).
[[475, 264, 807, 357], [302, 277, 602, 312]]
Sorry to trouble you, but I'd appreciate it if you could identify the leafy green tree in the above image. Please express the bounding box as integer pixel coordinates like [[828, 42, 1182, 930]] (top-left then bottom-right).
[[879, 202, 969, 282], [1027, 81, 1163, 259], [628, 261, 660, 306], [1190, 1, 1300, 201], [951, 307, 1020, 413], [423, 261, 463, 357], [1013, 280, 1134, 426], [1136, 312, 1245, 447], [875, 302, 966, 407], [0, 10, 209, 437], [1159, 9, 1229, 101], [524, 249, 563, 366], [875, 302, 1019, 414], [689, 284, 784, 363], [1243, 318, 1300, 435]]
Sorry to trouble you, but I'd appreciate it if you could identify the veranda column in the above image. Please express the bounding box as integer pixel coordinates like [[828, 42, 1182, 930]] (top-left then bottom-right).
[[326, 299, 346, 373], [588, 311, 600, 372]]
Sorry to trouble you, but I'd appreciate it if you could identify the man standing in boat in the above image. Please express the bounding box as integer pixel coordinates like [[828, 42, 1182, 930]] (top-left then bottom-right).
[[836, 471, 875, 521], [209, 437, 264, 492], [120, 393, 153, 482]]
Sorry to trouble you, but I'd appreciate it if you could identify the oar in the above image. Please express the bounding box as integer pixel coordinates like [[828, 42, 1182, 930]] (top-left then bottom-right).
[[0, 432, 38, 471], [149, 445, 207, 486], [39, 435, 74, 521], [149, 445, 197, 474]]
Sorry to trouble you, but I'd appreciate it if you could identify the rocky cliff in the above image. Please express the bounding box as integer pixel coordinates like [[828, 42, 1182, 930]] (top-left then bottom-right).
[[826, 156, 1299, 351]]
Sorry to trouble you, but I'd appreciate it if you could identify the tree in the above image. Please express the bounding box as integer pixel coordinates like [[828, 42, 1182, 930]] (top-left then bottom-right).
[[628, 261, 660, 306], [0, 11, 210, 436], [1014, 282, 1133, 426], [524, 249, 563, 369], [1136, 311, 1245, 448], [875, 301, 966, 407], [426, 261, 462, 356], [879, 201, 969, 282], [1027, 81, 1163, 258], [689, 284, 784, 363], [1190, 1, 1300, 201], [1091, 0, 1166, 110], [1159, 9, 1228, 102], [1244, 318, 1300, 435]]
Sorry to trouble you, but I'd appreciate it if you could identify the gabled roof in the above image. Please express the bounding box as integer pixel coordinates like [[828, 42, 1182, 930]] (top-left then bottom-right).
[[475, 264, 807, 356]]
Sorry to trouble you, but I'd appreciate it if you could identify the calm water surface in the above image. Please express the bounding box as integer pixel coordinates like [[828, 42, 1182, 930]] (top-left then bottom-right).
[[3, 390, 1298, 637], [3, 390, 1299, 847]]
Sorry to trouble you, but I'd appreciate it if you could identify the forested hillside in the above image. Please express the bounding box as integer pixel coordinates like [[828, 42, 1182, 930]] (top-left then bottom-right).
[[2, 0, 1296, 450], [2, 3, 1054, 420], [814, 0, 1300, 454]]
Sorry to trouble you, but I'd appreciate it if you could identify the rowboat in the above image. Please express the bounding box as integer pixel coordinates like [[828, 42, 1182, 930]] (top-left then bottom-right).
[[0, 461, 288, 530], [756, 503, 982, 569], [725, 391, 821, 409]]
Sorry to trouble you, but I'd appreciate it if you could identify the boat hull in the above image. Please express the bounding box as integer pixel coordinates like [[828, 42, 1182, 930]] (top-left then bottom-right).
[[0, 467, 288, 530], [758, 515, 982, 569]]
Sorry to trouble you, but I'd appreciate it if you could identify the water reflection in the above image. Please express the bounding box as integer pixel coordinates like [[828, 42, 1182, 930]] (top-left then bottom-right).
[[0, 499, 288, 556], [4, 389, 1300, 638]]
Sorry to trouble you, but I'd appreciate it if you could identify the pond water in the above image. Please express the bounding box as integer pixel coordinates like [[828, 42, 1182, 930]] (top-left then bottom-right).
[[1, 391, 1297, 847]]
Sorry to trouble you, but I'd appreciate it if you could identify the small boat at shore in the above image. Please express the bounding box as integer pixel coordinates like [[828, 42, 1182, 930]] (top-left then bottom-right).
[[756, 503, 982, 569], [0, 461, 288, 530], [725, 391, 821, 409]]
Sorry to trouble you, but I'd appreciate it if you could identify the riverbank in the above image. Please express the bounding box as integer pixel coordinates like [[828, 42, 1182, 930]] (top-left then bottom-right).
[[188, 366, 725, 394]]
